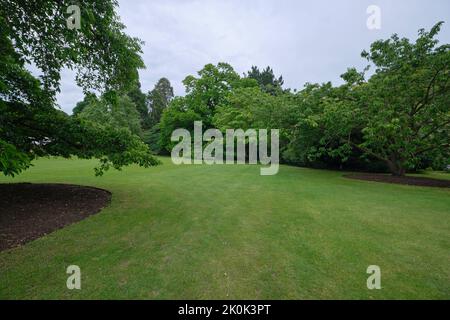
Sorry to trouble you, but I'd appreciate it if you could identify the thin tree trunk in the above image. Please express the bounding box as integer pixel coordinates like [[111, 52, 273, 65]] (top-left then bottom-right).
[[386, 157, 406, 176]]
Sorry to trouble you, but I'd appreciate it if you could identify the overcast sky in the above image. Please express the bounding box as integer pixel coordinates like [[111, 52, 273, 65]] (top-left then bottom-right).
[[56, 0, 450, 114]]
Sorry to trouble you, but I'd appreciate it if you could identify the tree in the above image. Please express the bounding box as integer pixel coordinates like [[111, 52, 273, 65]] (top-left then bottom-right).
[[182, 63, 247, 127], [127, 82, 150, 128], [158, 63, 258, 152], [281, 82, 343, 167], [214, 86, 293, 131], [213, 86, 295, 161], [76, 94, 143, 137], [159, 97, 203, 153], [72, 92, 97, 116], [245, 66, 285, 95], [143, 123, 163, 154], [314, 23, 450, 175], [0, 1, 159, 176], [147, 78, 174, 126]]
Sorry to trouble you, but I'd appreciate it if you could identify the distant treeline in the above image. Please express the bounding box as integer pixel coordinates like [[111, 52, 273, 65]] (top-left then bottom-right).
[[73, 22, 449, 176]]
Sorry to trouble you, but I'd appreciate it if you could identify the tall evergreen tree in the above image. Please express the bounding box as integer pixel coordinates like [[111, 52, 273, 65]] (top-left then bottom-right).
[[127, 82, 149, 128], [147, 78, 174, 126], [245, 66, 285, 95]]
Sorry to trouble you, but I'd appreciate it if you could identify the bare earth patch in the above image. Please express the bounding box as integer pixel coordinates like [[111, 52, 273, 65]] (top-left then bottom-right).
[[0, 183, 111, 251], [344, 173, 450, 188]]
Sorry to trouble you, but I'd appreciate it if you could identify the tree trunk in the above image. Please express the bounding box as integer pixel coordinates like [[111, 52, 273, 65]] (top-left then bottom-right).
[[386, 157, 406, 176]]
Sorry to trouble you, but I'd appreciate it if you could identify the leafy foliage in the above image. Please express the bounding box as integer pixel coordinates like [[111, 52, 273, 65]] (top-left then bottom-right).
[[314, 22, 450, 175], [127, 83, 150, 129], [3, 0, 445, 179], [159, 63, 258, 152], [143, 124, 164, 155], [0, 1, 159, 176], [245, 66, 286, 95], [148, 78, 174, 127], [157, 24, 448, 175], [76, 94, 143, 137], [72, 92, 97, 116], [1, 0, 144, 95]]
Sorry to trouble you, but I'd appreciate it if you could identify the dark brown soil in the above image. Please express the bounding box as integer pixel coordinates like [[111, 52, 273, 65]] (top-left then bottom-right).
[[344, 173, 450, 188], [0, 183, 111, 251]]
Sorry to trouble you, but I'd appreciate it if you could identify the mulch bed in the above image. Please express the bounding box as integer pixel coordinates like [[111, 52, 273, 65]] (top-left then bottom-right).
[[344, 173, 450, 188], [0, 183, 111, 252]]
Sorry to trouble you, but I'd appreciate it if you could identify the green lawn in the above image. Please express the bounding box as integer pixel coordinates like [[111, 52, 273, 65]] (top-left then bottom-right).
[[0, 157, 449, 299]]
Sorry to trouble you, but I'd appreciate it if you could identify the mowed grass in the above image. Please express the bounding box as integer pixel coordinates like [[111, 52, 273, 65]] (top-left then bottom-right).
[[0, 157, 449, 299]]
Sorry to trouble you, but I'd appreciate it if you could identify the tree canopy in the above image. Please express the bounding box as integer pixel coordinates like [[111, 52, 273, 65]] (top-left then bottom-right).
[[127, 82, 150, 129], [313, 22, 450, 175], [76, 94, 143, 137], [2, 1, 447, 178], [159, 63, 259, 152], [0, 0, 159, 176], [245, 66, 286, 95], [156, 23, 449, 176], [148, 78, 174, 127]]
